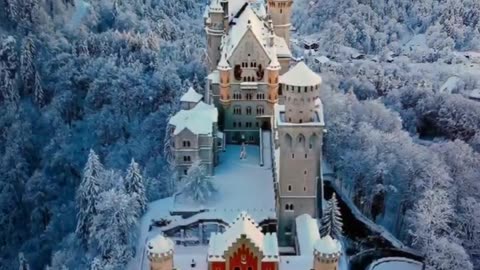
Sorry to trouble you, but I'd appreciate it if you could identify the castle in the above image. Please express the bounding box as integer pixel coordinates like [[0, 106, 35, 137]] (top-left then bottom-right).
[[156, 0, 339, 269]]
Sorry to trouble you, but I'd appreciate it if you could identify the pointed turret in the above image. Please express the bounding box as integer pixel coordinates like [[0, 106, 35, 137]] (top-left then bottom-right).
[[267, 45, 281, 104], [218, 53, 232, 107]]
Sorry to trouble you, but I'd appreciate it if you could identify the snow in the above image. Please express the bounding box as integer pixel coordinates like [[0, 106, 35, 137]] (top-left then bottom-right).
[[280, 62, 322, 86], [315, 56, 330, 64], [274, 103, 325, 126], [217, 52, 231, 70], [146, 234, 174, 255], [180, 87, 203, 103], [439, 76, 462, 93], [208, 212, 279, 261], [275, 35, 293, 58], [172, 143, 276, 223], [368, 257, 423, 270], [168, 102, 218, 135], [295, 214, 320, 256], [469, 89, 480, 100], [208, 70, 220, 84], [268, 45, 282, 71], [314, 235, 342, 255]]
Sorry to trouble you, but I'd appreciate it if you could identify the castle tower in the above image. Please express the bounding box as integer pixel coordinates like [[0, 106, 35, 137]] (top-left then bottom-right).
[[276, 62, 324, 246], [218, 53, 232, 107], [267, 33, 281, 105], [205, 0, 225, 72], [313, 236, 342, 270], [146, 234, 174, 270], [267, 0, 293, 48]]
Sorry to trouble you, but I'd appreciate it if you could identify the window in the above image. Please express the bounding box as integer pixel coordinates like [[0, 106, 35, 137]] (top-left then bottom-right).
[[304, 170, 307, 175], [305, 154, 308, 159], [255, 122, 259, 128], [246, 106, 252, 115], [291, 204, 294, 210], [233, 106, 242, 115], [233, 122, 237, 128], [184, 169, 188, 175], [299, 119, 303, 123], [285, 204, 294, 211], [182, 140, 191, 147], [238, 122, 242, 128], [257, 93, 265, 99], [304, 186, 307, 191], [183, 156, 191, 162], [256, 105, 264, 115], [292, 153, 295, 159], [246, 93, 252, 100], [288, 185, 292, 191], [298, 87, 301, 93], [304, 87, 308, 93]]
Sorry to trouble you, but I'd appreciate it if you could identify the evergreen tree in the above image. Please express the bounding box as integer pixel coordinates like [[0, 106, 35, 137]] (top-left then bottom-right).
[[75, 149, 104, 248], [181, 160, 216, 203], [321, 193, 343, 239], [20, 36, 35, 94], [33, 70, 43, 106], [91, 189, 138, 267], [18, 252, 30, 270], [124, 158, 147, 216]]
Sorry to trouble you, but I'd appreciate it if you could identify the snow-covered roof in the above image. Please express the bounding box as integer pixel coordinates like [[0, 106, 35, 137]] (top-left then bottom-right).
[[268, 45, 281, 71], [315, 55, 330, 64], [314, 235, 342, 256], [208, 211, 279, 261], [439, 76, 462, 93], [169, 102, 218, 135], [147, 234, 174, 255], [280, 62, 322, 86], [222, 3, 291, 62], [217, 53, 231, 70], [180, 87, 203, 103], [295, 214, 320, 256], [469, 89, 480, 100]]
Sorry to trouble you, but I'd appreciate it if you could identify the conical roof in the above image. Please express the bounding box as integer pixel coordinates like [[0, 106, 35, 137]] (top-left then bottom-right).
[[280, 61, 322, 86], [147, 235, 174, 255], [217, 53, 231, 71], [267, 45, 281, 71], [314, 235, 341, 255], [180, 87, 203, 103]]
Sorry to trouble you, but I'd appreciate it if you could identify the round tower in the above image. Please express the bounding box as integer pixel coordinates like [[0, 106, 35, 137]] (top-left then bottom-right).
[[280, 62, 322, 124], [206, 0, 224, 72], [218, 53, 232, 107], [313, 235, 342, 270], [267, 0, 293, 47], [267, 35, 281, 104], [146, 235, 174, 270]]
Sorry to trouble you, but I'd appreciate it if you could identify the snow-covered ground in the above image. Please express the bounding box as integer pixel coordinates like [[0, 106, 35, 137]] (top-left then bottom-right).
[[173, 143, 276, 222], [367, 257, 423, 270]]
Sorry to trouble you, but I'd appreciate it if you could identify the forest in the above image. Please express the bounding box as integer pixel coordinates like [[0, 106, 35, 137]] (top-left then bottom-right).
[[293, 0, 480, 269], [0, 0, 207, 268], [0, 0, 479, 269]]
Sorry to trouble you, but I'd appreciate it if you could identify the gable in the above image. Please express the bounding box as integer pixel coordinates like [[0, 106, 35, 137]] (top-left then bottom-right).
[[228, 28, 270, 65]]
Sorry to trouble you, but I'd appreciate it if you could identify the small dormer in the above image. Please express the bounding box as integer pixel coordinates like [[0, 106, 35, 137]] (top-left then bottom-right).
[[180, 87, 203, 110]]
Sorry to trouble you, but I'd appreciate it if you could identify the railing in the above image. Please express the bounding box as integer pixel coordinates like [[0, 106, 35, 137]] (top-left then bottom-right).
[[259, 127, 264, 166]]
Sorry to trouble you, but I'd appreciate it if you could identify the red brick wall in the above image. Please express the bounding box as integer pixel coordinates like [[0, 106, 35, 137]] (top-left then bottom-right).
[[261, 261, 277, 270], [210, 261, 226, 270], [229, 244, 258, 270]]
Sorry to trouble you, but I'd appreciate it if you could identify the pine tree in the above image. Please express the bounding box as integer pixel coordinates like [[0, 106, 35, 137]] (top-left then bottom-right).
[[75, 149, 104, 248], [321, 193, 343, 239], [182, 161, 216, 203], [91, 189, 138, 266], [20, 36, 35, 94], [124, 158, 147, 216], [33, 70, 43, 106]]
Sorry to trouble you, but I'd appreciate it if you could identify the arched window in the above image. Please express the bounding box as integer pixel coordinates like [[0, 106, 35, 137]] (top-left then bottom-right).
[[284, 133, 293, 148], [288, 185, 292, 191], [296, 134, 306, 150], [290, 204, 294, 210], [246, 106, 252, 115], [309, 133, 318, 149]]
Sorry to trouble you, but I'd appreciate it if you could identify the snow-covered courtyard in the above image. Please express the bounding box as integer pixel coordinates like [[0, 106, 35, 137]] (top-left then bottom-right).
[[172, 143, 276, 222]]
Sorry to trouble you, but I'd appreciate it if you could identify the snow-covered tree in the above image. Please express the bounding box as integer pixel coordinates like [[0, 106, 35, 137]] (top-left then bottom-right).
[[124, 158, 147, 216], [33, 70, 43, 106], [20, 36, 35, 93], [181, 160, 216, 203], [75, 149, 104, 248], [425, 237, 473, 270], [91, 189, 138, 267], [321, 193, 343, 239], [18, 252, 30, 270]]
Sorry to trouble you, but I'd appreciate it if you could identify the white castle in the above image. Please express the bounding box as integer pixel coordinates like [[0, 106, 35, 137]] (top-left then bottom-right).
[[155, 0, 340, 269]]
